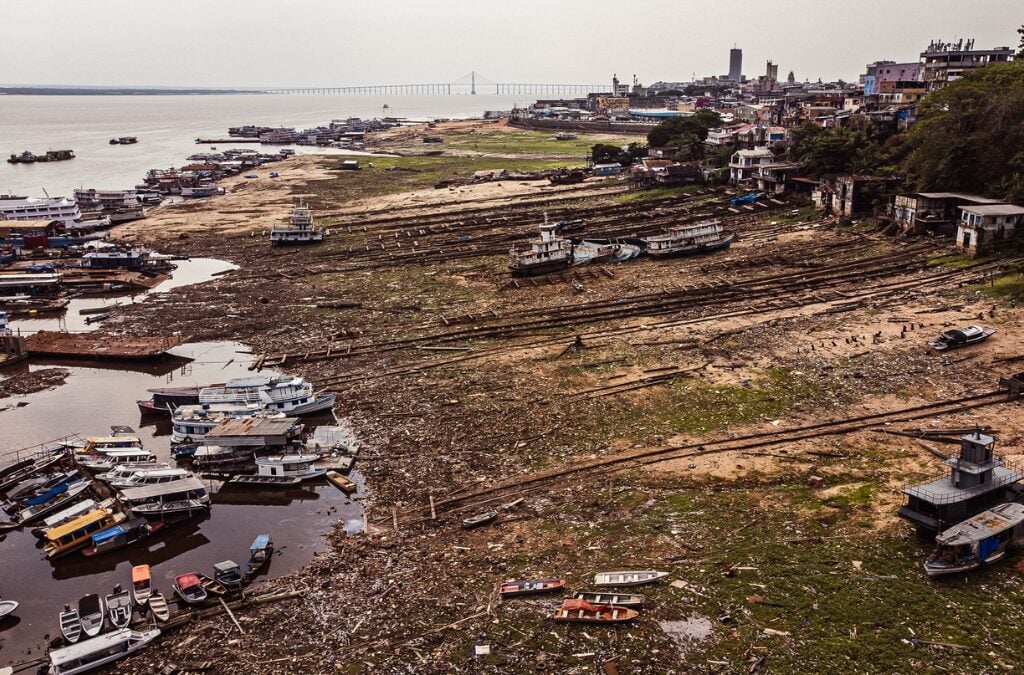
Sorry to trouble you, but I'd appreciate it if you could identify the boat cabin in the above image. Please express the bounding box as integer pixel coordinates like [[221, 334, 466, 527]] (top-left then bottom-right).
[[44, 508, 126, 558], [48, 628, 161, 674], [926, 503, 1024, 576]]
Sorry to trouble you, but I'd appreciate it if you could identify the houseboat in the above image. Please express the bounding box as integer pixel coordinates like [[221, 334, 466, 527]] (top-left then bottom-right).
[[190, 445, 254, 469], [8, 151, 37, 164], [925, 502, 1024, 577], [77, 448, 158, 473], [80, 247, 171, 271], [641, 220, 734, 258], [32, 498, 112, 539], [106, 467, 193, 489], [95, 462, 171, 484], [197, 374, 336, 415], [170, 403, 269, 446], [180, 184, 224, 199], [509, 216, 574, 277], [229, 454, 326, 487], [48, 628, 161, 675], [44, 507, 127, 558], [270, 201, 325, 245], [118, 476, 210, 517], [137, 385, 203, 415]]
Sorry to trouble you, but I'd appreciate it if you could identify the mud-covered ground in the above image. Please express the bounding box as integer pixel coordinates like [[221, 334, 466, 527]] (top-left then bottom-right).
[[83, 122, 1024, 673]]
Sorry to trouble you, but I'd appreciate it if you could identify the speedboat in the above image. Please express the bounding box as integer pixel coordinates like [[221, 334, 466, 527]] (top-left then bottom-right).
[[930, 325, 996, 351], [105, 585, 132, 629], [78, 594, 105, 637]]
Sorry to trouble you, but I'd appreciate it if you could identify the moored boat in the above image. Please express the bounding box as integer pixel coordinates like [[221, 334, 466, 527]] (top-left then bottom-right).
[[77, 594, 104, 638], [325, 470, 356, 494], [195, 572, 227, 596], [0, 448, 67, 493], [499, 578, 565, 597], [213, 560, 244, 591], [571, 591, 645, 608], [244, 533, 273, 579], [31, 498, 111, 539], [131, 564, 152, 606], [553, 598, 638, 624], [925, 502, 1024, 577], [0, 599, 18, 619], [172, 573, 208, 605], [593, 570, 669, 586], [44, 508, 127, 558], [59, 604, 81, 644], [5, 479, 91, 527], [105, 585, 132, 629], [82, 518, 165, 557], [48, 627, 161, 675], [147, 591, 169, 622]]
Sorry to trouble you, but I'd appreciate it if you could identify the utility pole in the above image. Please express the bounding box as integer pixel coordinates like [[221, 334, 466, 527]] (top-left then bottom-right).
[[471, 71, 476, 95]]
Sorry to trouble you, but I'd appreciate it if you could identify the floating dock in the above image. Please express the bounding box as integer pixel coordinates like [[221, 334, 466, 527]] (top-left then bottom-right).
[[195, 138, 262, 144], [25, 331, 179, 360]]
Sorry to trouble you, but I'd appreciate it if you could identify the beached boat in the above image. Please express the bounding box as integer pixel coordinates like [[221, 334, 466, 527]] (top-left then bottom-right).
[[48, 628, 161, 675], [509, 216, 574, 277], [0, 599, 18, 619], [244, 534, 273, 579], [930, 325, 996, 352], [195, 572, 227, 596], [198, 374, 336, 416], [641, 221, 733, 258], [82, 518, 165, 557], [59, 605, 81, 644], [499, 578, 565, 597], [325, 470, 356, 494], [571, 591, 645, 608], [270, 200, 325, 245], [228, 454, 326, 487], [147, 591, 169, 622], [105, 585, 132, 629], [925, 502, 1024, 577], [572, 239, 643, 264], [77, 594, 104, 638], [553, 598, 638, 624], [463, 510, 498, 529], [44, 508, 127, 558], [548, 169, 588, 185], [213, 560, 244, 591], [131, 565, 152, 606], [172, 573, 208, 605], [593, 570, 669, 586]]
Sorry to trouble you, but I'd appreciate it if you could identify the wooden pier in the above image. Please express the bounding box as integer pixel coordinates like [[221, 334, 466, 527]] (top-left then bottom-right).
[[25, 331, 179, 360]]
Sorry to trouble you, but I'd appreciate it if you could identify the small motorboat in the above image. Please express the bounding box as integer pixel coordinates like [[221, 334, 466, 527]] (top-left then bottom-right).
[[59, 604, 81, 643], [593, 570, 669, 587], [244, 534, 273, 579], [930, 325, 996, 351], [462, 510, 498, 529], [553, 598, 638, 624], [172, 574, 207, 605], [325, 470, 356, 494], [572, 591, 645, 608], [148, 591, 170, 622], [0, 599, 18, 619], [213, 560, 244, 591], [499, 578, 565, 597], [78, 594, 105, 637], [105, 585, 132, 629], [131, 564, 152, 606], [925, 502, 1024, 577], [195, 572, 227, 596]]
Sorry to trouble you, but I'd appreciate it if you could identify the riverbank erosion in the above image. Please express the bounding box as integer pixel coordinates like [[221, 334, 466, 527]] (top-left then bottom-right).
[[108, 123, 1024, 673]]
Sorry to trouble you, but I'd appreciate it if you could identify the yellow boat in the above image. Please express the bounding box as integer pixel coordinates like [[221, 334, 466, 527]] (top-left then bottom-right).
[[44, 508, 126, 558], [325, 470, 356, 494]]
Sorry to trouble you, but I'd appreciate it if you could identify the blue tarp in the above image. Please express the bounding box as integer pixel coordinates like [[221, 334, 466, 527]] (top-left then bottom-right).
[[979, 536, 1001, 561], [91, 524, 126, 545]]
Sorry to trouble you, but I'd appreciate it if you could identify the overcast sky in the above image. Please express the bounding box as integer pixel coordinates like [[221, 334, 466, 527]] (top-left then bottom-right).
[[1, 0, 1020, 88]]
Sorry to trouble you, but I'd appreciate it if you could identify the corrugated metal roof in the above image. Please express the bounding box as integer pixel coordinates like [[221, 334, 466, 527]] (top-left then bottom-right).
[[960, 204, 1024, 216], [118, 476, 206, 501], [206, 417, 300, 438]]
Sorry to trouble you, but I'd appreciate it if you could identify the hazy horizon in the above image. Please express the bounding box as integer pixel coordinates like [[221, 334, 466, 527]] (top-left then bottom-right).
[[1, 0, 1020, 89]]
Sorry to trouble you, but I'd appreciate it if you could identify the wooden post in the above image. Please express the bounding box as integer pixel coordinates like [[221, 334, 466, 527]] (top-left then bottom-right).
[[429, 495, 437, 520], [392, 506, 399, 532], [362, 509, 368, 534]]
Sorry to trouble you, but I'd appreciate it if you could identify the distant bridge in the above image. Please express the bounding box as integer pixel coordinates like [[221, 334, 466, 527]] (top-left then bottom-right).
[[262, 72, 607, 97]]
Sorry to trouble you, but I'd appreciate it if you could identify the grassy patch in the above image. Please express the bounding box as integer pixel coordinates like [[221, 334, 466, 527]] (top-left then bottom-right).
[[977, 270, 1024, 303], [615, 185, 703, 205], [928, 252, 986, 270], [438, 127, 635, 157]]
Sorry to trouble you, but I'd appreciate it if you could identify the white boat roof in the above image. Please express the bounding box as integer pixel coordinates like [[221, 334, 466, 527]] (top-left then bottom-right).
[[936, 503, 1024, 546], [49, 628, 160, 665], [118, 477, 205, 501], [258, 454, 319, 465], [224, 374, 302, 388]]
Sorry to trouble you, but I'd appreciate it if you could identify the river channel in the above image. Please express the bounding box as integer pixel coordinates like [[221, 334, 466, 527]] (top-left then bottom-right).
[[0, 259, 364, 662]]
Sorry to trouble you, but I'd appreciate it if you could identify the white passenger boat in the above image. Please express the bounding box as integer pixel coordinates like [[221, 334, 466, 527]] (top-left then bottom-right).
[[107, 467, 193, 489], [641, 220, 734, 258], [77, 448, 158, 472], [190, 445, 254, 468], [228, 454, 326, 487], [509, 216, 574, 277], [170, 403, 271, 445], [270, 200, 324, 245], [593, 570, 670, 586], [118, 477, 210, 517], [198, 375, 335, 415], [95, 462, 171, 484], [48, 628, 161, 675]]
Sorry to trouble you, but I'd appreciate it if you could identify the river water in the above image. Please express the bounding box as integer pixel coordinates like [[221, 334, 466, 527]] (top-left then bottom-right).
[[0, 93, 527, 197], [0, 259, 365, 661]]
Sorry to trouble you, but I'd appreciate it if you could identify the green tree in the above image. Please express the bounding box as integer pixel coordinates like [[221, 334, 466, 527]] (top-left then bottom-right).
[[591, 143, 626, 164], [646, 110, 722, 160], [901, 61, 1024, 199]]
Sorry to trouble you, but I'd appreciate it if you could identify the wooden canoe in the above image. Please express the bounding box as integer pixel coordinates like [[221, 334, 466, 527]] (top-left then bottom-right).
[[148, 591, 170, 621], [572, 591, 645, 608], [553, 598, 638, 624], [500, 578, 565, 597], [326, 470, 356, 494], [593, 570, 669, 587], [196, 572, 227, 596], [462, 510, 498, 529]]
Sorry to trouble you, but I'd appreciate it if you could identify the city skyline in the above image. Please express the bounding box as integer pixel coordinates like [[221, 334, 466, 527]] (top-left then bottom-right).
[[0, 0, 1020, 89]]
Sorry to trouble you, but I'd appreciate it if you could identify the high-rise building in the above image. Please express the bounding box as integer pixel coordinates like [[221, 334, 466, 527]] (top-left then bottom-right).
[[728, 47, 743, 82], [766, 60, 779, 81]]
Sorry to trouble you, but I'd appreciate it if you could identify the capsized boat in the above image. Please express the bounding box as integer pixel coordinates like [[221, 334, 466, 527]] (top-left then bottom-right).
[[131, 564, 152, 606], [172, 573, 207, 605], [59, 604, 82, 643], [930, 325, 996, 352], [553, 598, 638, 624], [148, 591, 169, 622], [571, 591, 645, 608], [105, 585, 132, 629], [78, 594, 105, 638], [593, 570, 669, 586], [925, 502, 1024, 577], [462, 510, 498, 529], [48, 628, 161, 675], [499, 578, 565, 597]]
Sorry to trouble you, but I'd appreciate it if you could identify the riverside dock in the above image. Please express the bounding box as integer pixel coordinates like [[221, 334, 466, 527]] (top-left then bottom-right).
[[25, 331, 179, 360]]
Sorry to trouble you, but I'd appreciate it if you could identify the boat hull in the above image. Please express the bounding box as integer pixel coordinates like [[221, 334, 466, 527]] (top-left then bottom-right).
[[644, 234, 734, 258], [509, 258, 573, 277]]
